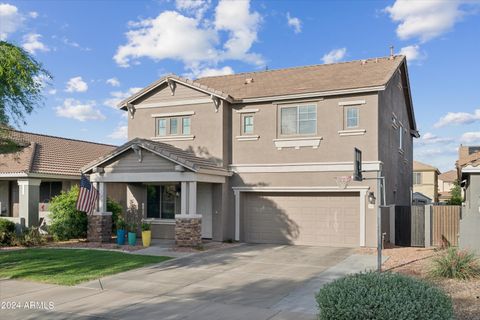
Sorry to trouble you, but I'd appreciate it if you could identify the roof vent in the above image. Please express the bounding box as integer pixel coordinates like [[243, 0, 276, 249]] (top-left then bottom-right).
[[244, 78, 254, 84], [389, 45, 395, 59]]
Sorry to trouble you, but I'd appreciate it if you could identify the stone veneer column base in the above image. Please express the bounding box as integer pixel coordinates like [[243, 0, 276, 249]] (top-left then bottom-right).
[[87, 213, 112, 243], [175, 218, 202, 247]]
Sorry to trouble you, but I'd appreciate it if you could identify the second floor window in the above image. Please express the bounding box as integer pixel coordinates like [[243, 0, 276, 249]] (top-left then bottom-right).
[[280, 104, 316, 135], [413, 172, 422, 184], [156, 116, 192, 137], [345, 107, 359, 128], [243, 115, 254, 134]]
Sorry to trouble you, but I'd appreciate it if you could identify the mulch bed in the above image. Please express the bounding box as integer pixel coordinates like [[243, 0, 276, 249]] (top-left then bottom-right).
[[357, 245, 480, 320]]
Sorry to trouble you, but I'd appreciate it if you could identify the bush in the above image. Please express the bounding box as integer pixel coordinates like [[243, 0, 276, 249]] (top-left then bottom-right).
[[12, 227, 46, 247], [107, 198, 122, 232], [430, 247, 480, 280], [316, 271, 453, 320], [49, 186, 87, 241], [0, 218, 16, 246]]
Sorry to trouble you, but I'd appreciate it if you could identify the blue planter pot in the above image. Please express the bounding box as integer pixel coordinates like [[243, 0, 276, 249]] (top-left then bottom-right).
[[117, 229, 126, 245], [128, 232, 137, 246]]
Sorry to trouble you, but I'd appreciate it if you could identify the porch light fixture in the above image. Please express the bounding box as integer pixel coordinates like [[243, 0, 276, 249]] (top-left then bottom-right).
[[368, 192, 376, 205]]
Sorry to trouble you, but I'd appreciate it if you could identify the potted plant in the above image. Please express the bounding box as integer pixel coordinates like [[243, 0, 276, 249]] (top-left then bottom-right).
[[141, 222, 151, 247], [127, 223, 137, 246], [116, 218, 126, 245]]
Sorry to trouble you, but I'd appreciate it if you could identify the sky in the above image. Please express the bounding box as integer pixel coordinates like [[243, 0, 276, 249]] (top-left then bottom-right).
[[1, 0, 480, 172]]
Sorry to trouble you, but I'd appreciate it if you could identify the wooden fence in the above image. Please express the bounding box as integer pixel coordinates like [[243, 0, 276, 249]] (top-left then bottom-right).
[[431, 205, 461, 247], [394, 205, 425, 247]]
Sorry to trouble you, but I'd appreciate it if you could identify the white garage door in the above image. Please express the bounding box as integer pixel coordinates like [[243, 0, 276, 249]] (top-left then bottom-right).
[[243, 192, 360, 247]]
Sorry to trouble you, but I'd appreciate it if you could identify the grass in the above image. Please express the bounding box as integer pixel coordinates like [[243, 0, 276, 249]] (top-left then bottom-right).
[[0, 248, 171, 285]]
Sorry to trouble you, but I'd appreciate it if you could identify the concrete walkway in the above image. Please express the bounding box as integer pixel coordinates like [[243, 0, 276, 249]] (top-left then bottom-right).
[[0, 244, 381, 320]]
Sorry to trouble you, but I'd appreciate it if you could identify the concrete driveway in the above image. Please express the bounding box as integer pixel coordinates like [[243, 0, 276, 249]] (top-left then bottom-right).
[[0, 244, 379, 320]]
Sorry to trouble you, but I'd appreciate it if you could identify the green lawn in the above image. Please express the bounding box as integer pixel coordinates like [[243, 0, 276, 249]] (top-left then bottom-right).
[[0, 248, 170, 286]]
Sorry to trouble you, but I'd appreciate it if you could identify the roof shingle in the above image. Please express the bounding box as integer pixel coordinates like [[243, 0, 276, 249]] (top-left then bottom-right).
[[0, 130, 116, 176]]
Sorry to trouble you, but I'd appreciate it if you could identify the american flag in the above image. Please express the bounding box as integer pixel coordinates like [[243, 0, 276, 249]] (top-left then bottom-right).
[[76, 174, 98, 214]]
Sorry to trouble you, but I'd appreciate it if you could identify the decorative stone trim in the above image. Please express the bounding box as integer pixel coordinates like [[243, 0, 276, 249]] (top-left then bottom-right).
[[338, 129, 366, 136], [87, 214, 112, 243], [175, 218, 202, 247], [236, 135, 260, 141], [273, 136, 323, 150]]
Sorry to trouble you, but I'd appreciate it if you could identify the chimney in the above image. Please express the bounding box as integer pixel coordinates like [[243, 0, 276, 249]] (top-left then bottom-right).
[[459, 145, 469, 162], [389, 45, 394, 59]]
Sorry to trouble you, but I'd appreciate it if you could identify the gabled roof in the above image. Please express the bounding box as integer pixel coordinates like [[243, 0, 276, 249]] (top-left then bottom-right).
[[439, 170, 457, 182], [196, 56, 405, 100], [82, 138, 230, 176], [413, 160, 439, 173], [458, 151, 480, 168], [0, 130, 116, 177], [118, 74, 234, 109]]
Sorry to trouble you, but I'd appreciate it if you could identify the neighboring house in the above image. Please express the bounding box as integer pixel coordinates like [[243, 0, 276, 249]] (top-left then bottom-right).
[[457, 148, 480, 253], [0, 130, 117, 227], [84, 55, 418, 248], [413, 160, 439, 203], [438, 169, 457, 202], [412, 192, 432, 205]]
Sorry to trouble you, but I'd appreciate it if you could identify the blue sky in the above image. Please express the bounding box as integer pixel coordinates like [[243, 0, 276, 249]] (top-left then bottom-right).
[[1, 0, 480, 171]]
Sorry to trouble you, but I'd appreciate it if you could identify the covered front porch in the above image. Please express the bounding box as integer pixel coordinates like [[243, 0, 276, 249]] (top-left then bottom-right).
[[84, 138, 231, 246]]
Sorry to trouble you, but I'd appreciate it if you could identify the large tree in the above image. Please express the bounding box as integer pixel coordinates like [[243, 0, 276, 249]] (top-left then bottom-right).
[[0, 41, 52, 152]]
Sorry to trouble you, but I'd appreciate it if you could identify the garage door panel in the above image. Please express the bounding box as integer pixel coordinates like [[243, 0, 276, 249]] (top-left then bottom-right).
[[243, 192, 360, 247]]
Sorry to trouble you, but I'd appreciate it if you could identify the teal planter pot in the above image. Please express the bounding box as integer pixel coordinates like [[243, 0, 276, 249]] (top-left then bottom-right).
[[116, 229, 125, 245], [128, 232, 137, 246]]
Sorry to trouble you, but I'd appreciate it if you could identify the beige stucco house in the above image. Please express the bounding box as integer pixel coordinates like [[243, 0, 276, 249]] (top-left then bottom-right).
[[412, 160, 439, 203], [438, 170, 457, 202], [84, 55, 417, 248], [0, 130, 117, 228]]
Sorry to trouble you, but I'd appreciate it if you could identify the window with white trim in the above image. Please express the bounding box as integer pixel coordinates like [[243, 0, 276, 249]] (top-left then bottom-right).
[[156, 116, 191, 137], [243, 114, 254, 134], [280, 104, 316, 135], [182, 117, 191, 135], [345, 107, 359, 129], [413, 172, 422, 185]]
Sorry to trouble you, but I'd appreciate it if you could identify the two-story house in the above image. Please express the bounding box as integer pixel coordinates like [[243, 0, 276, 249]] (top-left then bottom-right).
[[412, 160, 439, 203], [83, 55, 417, 248]]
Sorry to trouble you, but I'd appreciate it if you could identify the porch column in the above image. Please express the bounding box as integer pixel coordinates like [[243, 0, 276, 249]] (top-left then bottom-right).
[[176, 181, 202, 247], [17, 179, 41, 228], [98, 182, 107, 213], [87, 180, 112, 243]]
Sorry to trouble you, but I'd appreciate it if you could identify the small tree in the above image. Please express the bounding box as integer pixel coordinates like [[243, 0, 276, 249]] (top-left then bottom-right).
[[447, 180, 463, 205], [49, 186, 88, 240]]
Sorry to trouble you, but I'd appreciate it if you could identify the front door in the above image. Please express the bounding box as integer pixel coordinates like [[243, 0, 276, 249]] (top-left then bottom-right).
[[198, 183, 213, 238]]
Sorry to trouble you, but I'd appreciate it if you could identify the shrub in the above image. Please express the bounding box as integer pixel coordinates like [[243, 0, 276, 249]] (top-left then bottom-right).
[[12, 227, 46, 247], [49, 186, 87, 241], [141, 222, 151, 231], [0, 218, 16, 246], [430, 247, 480, 280], [107, 198, 122, 232], [316, 271, 453, 320], [116, 218, 126, 230]]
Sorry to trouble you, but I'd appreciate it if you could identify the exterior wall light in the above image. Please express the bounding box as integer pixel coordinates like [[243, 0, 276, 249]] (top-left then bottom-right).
[[368, 192, 376, 205]]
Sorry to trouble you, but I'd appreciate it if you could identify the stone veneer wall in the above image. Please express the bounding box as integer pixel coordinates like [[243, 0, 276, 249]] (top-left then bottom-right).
[[175, 218, 202, 247], [87, 214, 112, 243]]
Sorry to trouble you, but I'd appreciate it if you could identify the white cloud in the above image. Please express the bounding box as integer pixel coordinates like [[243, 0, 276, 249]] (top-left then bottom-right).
[[286, 12, 302, 33], [62, 37, 91, 51], [175, 0, 210, 19], [114, 11, 218, 68], [114, 0, 263, 73], [0, 3, 22, 40], [28, 11, 38, 18], [460, 132, 480, 144], [321, 48, 347, 64], [21, 33, 49, 54], [48, 89, 57, 95], [214, 0, 263, 64], [399, 44, 426, 61], [106, 77, 121, 87], [65, 76, 88, 92], [104, 87, 143, 108], [434, 109, 480, 128], [186, 65, 234, 79], [55, 99, 105, 121], [415, 132, 454, 145], [385, 0, 467, 42], [108, 124, 128, 140]]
